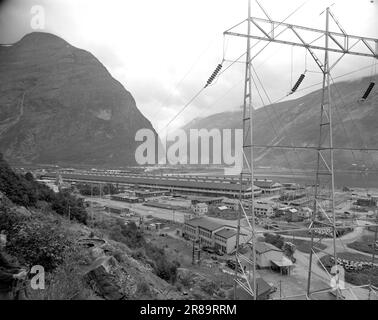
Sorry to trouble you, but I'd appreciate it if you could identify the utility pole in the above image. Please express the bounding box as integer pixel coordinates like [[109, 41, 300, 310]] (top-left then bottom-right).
[[372, 207, 378, 264], [91, 183, 94, 224]]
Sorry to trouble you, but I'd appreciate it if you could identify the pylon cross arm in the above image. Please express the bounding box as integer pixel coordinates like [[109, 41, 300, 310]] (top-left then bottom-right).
[[224, 16, 378, 59]]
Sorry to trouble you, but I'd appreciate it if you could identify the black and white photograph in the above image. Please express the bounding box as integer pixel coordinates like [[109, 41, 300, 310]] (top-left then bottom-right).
[[0, 0, 378, 307]]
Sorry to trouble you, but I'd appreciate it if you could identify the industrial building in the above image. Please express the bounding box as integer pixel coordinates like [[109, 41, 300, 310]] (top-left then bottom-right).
[[221, 198, 239, 211], [135, 190, 169, 199], [105, 205, 129, 215], [41, 172, 264, 199], [254, 242, 284, 268], [254, 179, 282, 195], [183, 217, 248, 254], [253, 242, 294, 275], [356, 197, 377, 207], [110, 193, 140, 203], [190, 196, 224, 206], [214, 228, 243, 254]]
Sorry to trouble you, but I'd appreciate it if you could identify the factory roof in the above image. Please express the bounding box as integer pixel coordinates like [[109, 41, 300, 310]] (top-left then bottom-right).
[[254, 179, 282, 189], [193, 202, 208, 208], [235, 278, 272, 299], [215, 228, 237, 239], [45, 173, 260, 192], [254, 242, 282, 254], [222, 198, 239, 204], [190, 196, 224, 203], [105, 204, 128, 210], [185, 217, 223, 231]]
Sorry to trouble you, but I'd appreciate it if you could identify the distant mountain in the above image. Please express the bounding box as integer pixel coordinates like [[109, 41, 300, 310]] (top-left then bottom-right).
[[181, 76, 378, 170], [0, 32, 158, 166]]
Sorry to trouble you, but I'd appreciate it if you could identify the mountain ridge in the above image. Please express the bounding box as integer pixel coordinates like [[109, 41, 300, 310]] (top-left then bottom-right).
[[0, 32, 157, 166], [180, 75, 378, 170]]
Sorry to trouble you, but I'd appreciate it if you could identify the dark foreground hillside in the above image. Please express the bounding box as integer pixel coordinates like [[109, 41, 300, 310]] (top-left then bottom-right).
[[0, 154, 211, 300]]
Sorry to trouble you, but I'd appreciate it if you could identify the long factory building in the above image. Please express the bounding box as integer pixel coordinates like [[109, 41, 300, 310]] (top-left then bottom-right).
[[41, 172, 266, 198]]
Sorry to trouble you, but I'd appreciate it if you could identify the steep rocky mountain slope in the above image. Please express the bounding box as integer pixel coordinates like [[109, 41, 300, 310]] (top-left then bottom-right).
[[182, 76, 378, 170], [0, 32, 156, 166]]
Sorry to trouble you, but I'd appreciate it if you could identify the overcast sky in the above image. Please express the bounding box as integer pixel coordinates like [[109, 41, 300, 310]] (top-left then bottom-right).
[[0, 0, 377, 136]]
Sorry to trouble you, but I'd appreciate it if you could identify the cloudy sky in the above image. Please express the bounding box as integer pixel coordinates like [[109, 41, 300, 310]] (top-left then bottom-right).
[[0, 0, 377, 136]]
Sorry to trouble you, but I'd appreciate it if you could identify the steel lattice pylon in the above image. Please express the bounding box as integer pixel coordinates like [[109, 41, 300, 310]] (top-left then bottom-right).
[[233, 0, 257, 300], [226, 0, 378, 300]]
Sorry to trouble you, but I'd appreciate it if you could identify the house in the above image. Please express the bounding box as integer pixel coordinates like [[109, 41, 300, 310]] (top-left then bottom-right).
[[190, 196, 224, 206], [276, 206, 305, 220], [222, 198, 239, 211], [191, 202, 208, 215], [214, 228, 248, 254], [284, 208, 303, 222], [184, 213, 195, 221], [242, 200, 274, 217], [234, 278, 273, 300], [356, 197, 377, 207], [299, 207, 312, 219], [281, 183, 302, 191], [254, 201, 274, 217], [254, 242, 284, 268], [270, 256, 294, 275]]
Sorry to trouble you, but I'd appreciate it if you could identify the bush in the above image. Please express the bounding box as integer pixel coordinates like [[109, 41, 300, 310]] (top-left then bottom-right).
[[4, 214, 72, 271], [0, 154, 88, 224], [0, 203, 24, 235], [0, 155, 38, 206], [99, 218, 179, 283], [27, 247, 93, 300], [180, 273, 193, 287], [75, 183, 119, 196], [0, 206, 70, 271], [50, 191, 88, 224], [264, 233, 284, 249], [145, 243, 179, 283], [200, 281, 219, 295], [135, 281, 152, 299]]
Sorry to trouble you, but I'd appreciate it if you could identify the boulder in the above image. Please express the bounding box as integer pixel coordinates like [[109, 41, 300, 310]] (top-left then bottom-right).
[[12, 206, 32, 218], [90, 247, 105, 259], [84, 256, 125, 300]]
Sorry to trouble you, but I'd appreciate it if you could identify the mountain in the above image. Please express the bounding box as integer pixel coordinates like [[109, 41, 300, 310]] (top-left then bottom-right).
[[181, 76, 378, 170], [0, 32, 157, 166]]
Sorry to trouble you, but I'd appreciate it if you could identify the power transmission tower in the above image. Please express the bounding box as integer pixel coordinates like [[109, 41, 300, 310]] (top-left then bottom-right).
[[307, 7, 340, 298], [224, 0, 378, 300], [234, 0, 257, 300]]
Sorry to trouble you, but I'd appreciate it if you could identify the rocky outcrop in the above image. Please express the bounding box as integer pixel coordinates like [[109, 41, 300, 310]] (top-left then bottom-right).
[[84, 256, 126, 300], [0, 32, 158, 166]]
